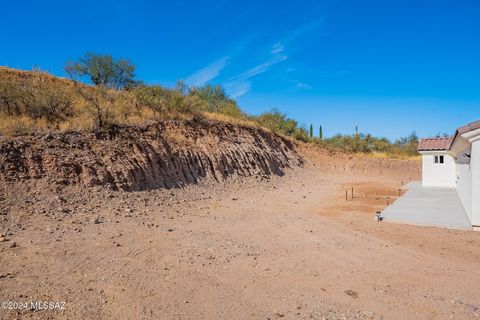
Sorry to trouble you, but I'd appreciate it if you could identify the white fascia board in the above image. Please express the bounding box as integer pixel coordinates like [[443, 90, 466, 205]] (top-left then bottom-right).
[[462, 128, 480, 143], [419, 150, 449, 155]]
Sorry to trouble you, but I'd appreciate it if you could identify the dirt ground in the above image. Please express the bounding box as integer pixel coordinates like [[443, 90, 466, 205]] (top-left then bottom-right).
[[1, 152, 480, 320]]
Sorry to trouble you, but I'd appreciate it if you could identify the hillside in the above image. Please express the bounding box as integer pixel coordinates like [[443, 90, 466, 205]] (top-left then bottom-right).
[[0, 118, 304, 191], [0, 66, 420, 158], [4, 68, 479, 320], [0, 66, 262, 136]]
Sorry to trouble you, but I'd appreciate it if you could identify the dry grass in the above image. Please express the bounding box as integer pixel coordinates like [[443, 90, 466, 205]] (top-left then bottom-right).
[[0, 67, 251, 135], [366, 151, 421, 161], [0, 116, 48, 135], [0, 67, 419, 160], [0, 66, 74, 87], [202, 112, 257, 128]]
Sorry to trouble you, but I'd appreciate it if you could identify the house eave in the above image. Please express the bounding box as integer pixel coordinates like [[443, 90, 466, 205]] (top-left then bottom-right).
[[462, 128, 480, 143], [418, 150, 450, 155], [450, 128, 480, 155]]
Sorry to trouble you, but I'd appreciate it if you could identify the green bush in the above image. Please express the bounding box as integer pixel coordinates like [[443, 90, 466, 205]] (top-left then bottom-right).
[[133, 84, 205, 116], [190, 85, 245, 119], [78, 85, 115, 129], [0, 77, 23, 116], [315, 131, 419, 156], [0, 73, 74, 127], [254, 109, 310, 141], [0, 64, 421, 157]]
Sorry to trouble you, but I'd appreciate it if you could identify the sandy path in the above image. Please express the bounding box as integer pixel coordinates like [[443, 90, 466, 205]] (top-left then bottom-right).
[[1, 161, 480, 319]]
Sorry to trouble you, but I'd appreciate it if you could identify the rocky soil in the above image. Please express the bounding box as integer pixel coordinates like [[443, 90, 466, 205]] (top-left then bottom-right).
[[1, 123, 480, 320], [0, 119, 303, 191]]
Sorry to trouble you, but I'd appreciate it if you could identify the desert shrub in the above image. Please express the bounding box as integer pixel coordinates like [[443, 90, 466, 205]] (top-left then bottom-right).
[[0, 71, 74, 127], [0, 77, 24, 116], [292, 126, 310, 142], [367, 135, 391, 153], [255, 109, 309, 141], [134, 85, 170, 113], [190, 85, 245, 119], [78, 85, 116, 129], [318, 134, 384, 153], [109, 89, 144, 124], [0, 66, 422, 156], [393, 131, 419, 156], [65, 52, 138, 89], [190, 85, 227, 113], [134, 84, 205, 116], [315, 131, 419, 157], [165, 89, 204, 115], [255, 109, 296, 135], [26, 81, 74, 126]]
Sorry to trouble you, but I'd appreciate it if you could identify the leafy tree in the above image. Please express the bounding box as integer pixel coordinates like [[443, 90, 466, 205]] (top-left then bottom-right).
[[434, 132, 451, 138], [395, 131, 419, 155], [65, 52, 137, 90], [78, 85, 115, 128]]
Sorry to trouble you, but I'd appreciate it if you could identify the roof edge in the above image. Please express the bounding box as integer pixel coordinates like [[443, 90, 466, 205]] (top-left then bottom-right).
[[417, 137, 454, 151], [419, 119, 480, 152]]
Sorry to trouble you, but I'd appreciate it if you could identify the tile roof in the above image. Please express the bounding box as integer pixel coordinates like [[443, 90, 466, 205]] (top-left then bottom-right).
[[418, 119, 480, 152], [456, 120, 480, 135], [418, 137, 454, 151]]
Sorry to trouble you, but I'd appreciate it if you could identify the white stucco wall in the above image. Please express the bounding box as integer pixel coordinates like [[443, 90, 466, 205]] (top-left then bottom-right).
[[421, 152, 456, 188], [471, 140, 480, 226], [455, 146, 472, 221]]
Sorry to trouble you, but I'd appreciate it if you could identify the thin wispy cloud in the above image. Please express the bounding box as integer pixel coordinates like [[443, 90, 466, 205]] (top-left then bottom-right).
[[296, 81, 312, 89], [224, 54, 287, 98], [271, 43, 285, 54], [186, 16, 325, 97], [280, 15, 326, 48], [231, 54, 287, 82], [224, 81, 251, 98], [185, 56, 230, 87], [224, 42, 290, 98], [224, 16, 326, 97]]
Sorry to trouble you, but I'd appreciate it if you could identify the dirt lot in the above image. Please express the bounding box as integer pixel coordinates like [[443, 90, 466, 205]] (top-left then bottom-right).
[[1, 151, 479, 320]]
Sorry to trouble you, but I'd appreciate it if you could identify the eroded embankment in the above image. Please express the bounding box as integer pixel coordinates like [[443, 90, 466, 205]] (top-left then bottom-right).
[[0, 119, 304, 191]]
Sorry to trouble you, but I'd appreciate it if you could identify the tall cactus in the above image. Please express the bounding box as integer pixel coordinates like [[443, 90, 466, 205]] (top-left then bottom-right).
[[319, 125, 323, 140], [309, 124, 313, 138]]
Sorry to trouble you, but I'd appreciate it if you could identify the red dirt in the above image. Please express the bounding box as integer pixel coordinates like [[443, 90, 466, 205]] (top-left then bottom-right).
[[1, 128, 480, 320]]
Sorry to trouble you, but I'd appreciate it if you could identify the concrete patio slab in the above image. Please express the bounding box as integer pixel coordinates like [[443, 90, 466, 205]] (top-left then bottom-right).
[[382, 181, 472, 230]]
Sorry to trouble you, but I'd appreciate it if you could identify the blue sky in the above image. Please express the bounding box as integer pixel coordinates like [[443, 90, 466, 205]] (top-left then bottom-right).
[[1, 0, 479, 140]]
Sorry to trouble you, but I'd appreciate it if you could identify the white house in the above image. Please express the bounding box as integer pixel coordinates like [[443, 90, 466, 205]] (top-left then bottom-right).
[[418, 120, 480, 229]]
